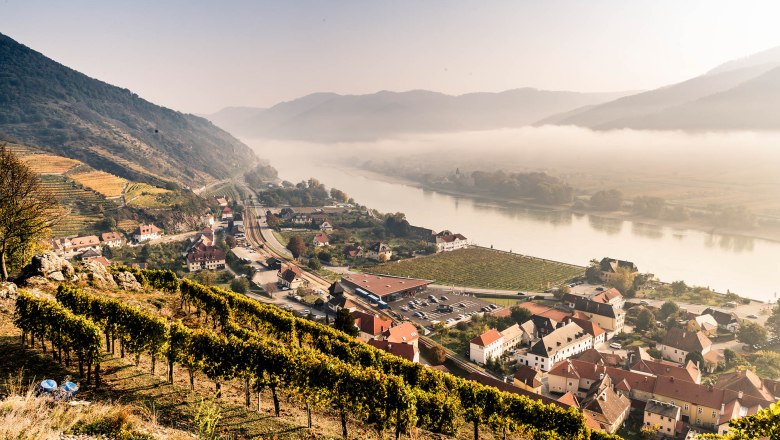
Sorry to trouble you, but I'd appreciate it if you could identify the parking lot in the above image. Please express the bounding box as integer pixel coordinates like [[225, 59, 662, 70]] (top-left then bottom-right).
[[389, 290, 503, 328]]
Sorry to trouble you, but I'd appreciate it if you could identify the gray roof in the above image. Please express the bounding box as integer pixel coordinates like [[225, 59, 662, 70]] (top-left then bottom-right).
[[528, 322, 591, 358], [572, 296, 622, 319], [645, 399, 681, 419]]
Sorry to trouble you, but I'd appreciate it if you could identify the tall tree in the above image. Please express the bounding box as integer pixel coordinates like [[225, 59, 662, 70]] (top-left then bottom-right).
[[286, 236, 306, 259], [333, 308, 358, 337], [635, 308, 656, 332], [738, 321, 768, 346], [0, 146, 60, 280]]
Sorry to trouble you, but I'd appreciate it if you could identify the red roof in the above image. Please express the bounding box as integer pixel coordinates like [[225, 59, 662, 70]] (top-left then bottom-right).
[[353, 310, 392, 336], [470, 328, 502, 347], [101, 232, 123, 242], [313, 233, 329, 244], [566, 317, 605, 338], [520, 302, 571, 322], [368, 339, 418, 362], [382, 322, 419, 344], [135, 224, 161, 236], [341, 273, 433, 298], [186, 246, 227, 264]]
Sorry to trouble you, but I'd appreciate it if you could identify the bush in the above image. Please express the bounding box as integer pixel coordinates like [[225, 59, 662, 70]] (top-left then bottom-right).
[[230, 277, 249, 294]]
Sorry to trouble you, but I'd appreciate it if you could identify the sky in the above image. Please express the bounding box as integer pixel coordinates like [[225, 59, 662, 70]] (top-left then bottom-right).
[[2, 0, 780, 114]]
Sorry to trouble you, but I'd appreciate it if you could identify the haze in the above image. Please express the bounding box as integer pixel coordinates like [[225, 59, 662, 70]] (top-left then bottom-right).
[[2, 0, 780, 113]]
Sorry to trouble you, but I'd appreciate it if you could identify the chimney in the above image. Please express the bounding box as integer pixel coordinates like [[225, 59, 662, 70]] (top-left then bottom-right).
[[670, 377, 675, 383], [738, 390, 743, 399], [721, 403, 725, 415]]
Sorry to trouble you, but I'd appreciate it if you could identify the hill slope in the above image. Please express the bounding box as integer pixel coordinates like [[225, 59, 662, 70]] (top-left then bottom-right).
[[0, 32, 257, 186], [207, 88, 631, 141], [546, 45, 780, 131]]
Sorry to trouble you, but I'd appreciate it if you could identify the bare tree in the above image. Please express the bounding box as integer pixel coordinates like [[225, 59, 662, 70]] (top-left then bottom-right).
[[0, 146, 61, 280]]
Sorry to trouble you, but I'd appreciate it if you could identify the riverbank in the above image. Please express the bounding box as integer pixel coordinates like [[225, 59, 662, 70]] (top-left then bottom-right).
[[344, 165, 780, 244]]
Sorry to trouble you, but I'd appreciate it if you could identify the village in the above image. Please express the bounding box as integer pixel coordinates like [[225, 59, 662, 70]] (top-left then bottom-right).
[[45, 194, 780, 440]]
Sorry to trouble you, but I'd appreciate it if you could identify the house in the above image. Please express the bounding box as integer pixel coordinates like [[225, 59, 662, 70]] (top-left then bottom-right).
[[90, 256, 112, 268], [343, 245, 364, 259], [186, 246, 227, 271], [214, 196, 228, 207], [599, 257, 638, 283], [79, 248, 102, 261], [193, 228, 215, 247], [470, 328, 504, 365], [466, 372, 569, 410], [277, 264, 307, 290], [632, 358, 702, 384], [575, 348, 625, 368], [380, 322, 419, 347], [656, 328, 712, 365], [517, 322, 593, 372], [564, 317, 607, 346], [100, 232, 124, 248], [499, 323, 524, 351], [327, 296, 357, 313], [433, 230, 468, 252], [548, 358, 657, 404], [51, 237, 72, 254], [70, 235, 101, 251], [688, 314, 719, 337], [328, 281, 345, 296], [201, 213, 215, 227], [291, 213, 312, 225], [701, 308, 740, 333], [569, 296, 625, 336], [580, 375, 631, 434], [133, 224, 161, 243], [644, 399, 682, 438], [514, 365, 543, 393], [714, 369, 779, 402], [319, 221, 333, 231], [367, 339, 419, 363], [366, 242, 392, 261], [312, 233, 329, 247], [590, 288, 625, 309], [352, 310, 392, 341], [221, 206, 234, 221]]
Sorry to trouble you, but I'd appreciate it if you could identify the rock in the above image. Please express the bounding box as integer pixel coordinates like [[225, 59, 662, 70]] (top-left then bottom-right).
[[114, 271, 143, 291], [23, 276, 50, 288], [77, 260, 117, 289], [0, 282, 17, 299], [18, 252, 74, 284]]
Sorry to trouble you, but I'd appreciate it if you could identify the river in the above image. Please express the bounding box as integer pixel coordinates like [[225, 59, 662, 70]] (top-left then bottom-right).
[[250, 142, 780, 303]]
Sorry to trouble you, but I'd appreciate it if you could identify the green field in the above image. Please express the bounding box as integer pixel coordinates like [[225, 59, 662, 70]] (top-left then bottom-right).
[[371, 247, 584, 291]]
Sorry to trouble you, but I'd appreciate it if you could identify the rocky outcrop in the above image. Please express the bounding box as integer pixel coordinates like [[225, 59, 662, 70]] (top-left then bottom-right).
[[77, 260, 117, 289], [17, 252, 74, 286], [114, 271, 143, 291], [0, 282, 17, 299]]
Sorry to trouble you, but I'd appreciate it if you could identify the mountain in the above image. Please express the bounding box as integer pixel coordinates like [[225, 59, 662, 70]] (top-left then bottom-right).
[[207, 88, 632, 142], [544, 45, 780, 131], [0, 32, 258, 187]]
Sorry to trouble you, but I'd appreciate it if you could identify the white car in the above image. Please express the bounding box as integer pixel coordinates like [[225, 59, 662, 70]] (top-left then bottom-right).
[[609, 342, 622, 350]]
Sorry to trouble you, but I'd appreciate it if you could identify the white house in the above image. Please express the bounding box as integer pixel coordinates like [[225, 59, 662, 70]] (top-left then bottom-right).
[[517, 322, 593, 372], [367, 242, 392, 261], [434, 230, 468, 252], [470, 328, 504, 365], [186, 246, 227, 272], [312, 233, 330, 247], [133, 224, 161, 243], [100, 232, 124, 248]]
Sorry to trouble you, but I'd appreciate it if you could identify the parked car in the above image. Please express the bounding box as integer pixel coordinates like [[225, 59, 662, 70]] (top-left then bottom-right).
[[639, 300, 650, 305], [517, 292, 525, 296], [747, 314, 758, 319], [459, 302, 466, 307], [401, 306, 409, 312], [440, 295, 449, 301]]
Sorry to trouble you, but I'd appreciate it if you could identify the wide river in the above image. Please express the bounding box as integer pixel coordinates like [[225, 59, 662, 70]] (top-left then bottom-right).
[[252, 144, 780, 303]]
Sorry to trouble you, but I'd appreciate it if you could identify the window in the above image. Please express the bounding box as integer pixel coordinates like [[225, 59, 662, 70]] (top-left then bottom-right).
[[712, 411, 717, 418], [685, 404, 689, 411], [697, 407, 703, 414]]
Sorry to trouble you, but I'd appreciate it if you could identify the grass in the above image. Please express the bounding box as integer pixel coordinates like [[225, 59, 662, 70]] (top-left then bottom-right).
[[125, 183, 173, 209], [69, 170, 128, 198], [372, 247, 584, 291]]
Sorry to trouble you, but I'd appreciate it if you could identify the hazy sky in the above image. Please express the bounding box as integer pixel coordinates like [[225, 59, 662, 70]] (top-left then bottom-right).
[[2, 0, 780, 114]]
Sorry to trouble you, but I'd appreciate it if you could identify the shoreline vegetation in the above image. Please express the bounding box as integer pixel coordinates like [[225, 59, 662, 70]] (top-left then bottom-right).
[[344, 166, 780, 245]]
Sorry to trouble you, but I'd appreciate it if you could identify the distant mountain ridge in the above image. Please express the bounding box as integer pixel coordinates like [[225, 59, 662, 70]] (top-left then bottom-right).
[[0, 32, 258, 186], [542, 45, 780, 131], [207, 88, 633, 141]]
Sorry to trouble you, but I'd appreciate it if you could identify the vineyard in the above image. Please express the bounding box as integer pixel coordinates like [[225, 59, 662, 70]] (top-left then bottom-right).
[[200, 181, 248, 201], [68, 169, 127, 198], [8, 273, 620, 440], [124, 182, 173, 208], [40, 175, 118, 236], [371, 247, 584, 291], [21, 153, 81, 174]]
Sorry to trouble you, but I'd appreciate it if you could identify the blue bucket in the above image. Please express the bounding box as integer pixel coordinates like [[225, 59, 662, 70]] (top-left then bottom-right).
[[62, 382, 78, 395], [39, 379, 57, 393]]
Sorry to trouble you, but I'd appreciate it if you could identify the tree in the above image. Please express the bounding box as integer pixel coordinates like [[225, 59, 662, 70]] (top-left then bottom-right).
[[333, 308, 358, 337], [0, 146, 61, 280], [307, 258, 321, 270], [429, 345, 447, 365], [286, 236, 306, 259], [607, 266, 636, 295], [635, 308, 656, 332], [194, 270, 217, 286], [685, 351, 704, 368], [670, 281, 688, 295], [266, 214, 280, 230], [738, 321, 768, 346], [225, 235, 237, 248], [509, 305, 532, 325], [766, 305, 780, 337], [659, 301, 680, 320], [585, 259, 601, 284], [723, 348, 737, 367], [230, 277, 249, 294], [589, 189, 623, 211]]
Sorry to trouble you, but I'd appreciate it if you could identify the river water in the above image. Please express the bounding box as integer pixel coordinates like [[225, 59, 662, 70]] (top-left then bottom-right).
[[251, 143, 780, 303]]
